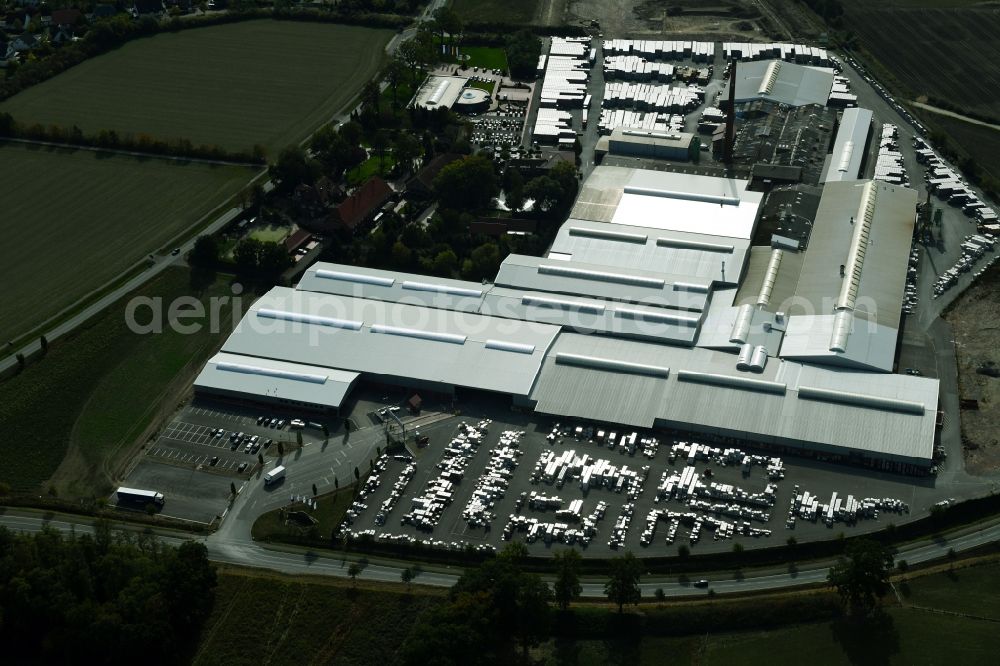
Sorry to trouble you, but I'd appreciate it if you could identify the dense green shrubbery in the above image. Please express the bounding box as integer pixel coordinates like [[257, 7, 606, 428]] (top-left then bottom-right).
[[0, 524, 216, 665]]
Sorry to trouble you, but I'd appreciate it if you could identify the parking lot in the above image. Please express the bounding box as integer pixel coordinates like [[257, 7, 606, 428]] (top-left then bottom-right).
[[118, 458, 235, 524], [340, 399, 965, 559], [118, 398, 343, 522]]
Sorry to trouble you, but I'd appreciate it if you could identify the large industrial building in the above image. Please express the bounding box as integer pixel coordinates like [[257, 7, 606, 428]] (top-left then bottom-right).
[[724, 59, 835, 107], [823, 107, 874, 183], [195, 167, 938, 473]]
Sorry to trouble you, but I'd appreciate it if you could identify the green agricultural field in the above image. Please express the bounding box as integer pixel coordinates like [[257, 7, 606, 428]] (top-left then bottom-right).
[[0, 142, 255, 346], [193, 571, 443, 666], [699, 608, 997, 666], [0, 20, 392, 155], [923, 113, 1000, 186], [896, 562, 1000, 619], [452, 0, 539, 24], [841, 2, 1000, 120], [0, 267, 238, 496]]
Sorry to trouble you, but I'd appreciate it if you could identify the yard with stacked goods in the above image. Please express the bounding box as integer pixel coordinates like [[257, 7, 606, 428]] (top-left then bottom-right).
[[0, 143, 255, 347], [0, 20, 393, 156]]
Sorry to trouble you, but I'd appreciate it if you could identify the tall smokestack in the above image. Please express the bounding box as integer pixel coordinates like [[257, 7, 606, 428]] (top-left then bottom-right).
[[724, 59, 737, 164]]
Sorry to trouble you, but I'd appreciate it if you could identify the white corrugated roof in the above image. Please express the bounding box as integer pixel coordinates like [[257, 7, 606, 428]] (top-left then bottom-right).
[[195, 353, 360, 409], [220, 288, 559, 398]]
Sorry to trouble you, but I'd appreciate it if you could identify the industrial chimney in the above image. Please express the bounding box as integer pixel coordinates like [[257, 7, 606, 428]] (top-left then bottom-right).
[[724, 59, 737, 164]]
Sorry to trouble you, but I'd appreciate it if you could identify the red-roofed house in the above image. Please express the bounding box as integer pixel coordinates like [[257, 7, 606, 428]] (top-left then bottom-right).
[[51, 8, 81, 26], [328, 177, 393, 234]]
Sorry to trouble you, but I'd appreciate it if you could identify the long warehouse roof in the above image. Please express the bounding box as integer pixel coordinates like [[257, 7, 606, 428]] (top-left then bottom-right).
[[296, 264, 487, 312], [482, 286, 702, 346], [548, 218, 751, 286], [494, 254, 712, 311], [220, 288, 560, 398], [781, 180, 917, 371], [194, 353, 360, 410], [530, 333, 937, 465], [823, 107, 873, 183]]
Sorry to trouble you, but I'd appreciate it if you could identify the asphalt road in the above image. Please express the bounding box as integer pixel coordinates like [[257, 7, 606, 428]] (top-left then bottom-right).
[[3, 508, 998, 597]]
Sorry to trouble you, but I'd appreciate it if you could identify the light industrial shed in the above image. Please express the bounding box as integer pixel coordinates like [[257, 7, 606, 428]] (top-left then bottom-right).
[[493, 254, 711, 311], [605, 128, 699, 161]]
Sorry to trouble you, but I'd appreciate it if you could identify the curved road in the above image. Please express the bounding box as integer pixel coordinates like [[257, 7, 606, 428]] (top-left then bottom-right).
[[2, 509, 997, 597]]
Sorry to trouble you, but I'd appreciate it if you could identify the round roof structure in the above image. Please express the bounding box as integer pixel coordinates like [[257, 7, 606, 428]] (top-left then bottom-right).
[[455, 88, 491, 108]]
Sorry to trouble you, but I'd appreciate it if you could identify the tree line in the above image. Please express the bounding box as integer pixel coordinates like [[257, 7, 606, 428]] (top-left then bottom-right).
[[400, 542, 641, 664], [397, 537, 896, 664], [0, 112, 266, 164], [0, 523, 216, 665]]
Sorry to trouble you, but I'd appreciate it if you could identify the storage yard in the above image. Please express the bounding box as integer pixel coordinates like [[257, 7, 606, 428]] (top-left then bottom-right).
[[337, 409, 939, 558]]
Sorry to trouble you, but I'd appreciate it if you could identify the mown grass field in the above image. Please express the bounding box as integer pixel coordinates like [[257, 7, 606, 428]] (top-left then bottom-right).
[[0, 142, 254, 346], [192, 571, 443, 666], [0, 20, 392, 155], [842, 2, 1000, 119], [896, 561, 1000, 619], [251, 486, 355, 541], [458, 46, 509, 72], [0, 268, 236, 496], [452, 0, 539, 24]]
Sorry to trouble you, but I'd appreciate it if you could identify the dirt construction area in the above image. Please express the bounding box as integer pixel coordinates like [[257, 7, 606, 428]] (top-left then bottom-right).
[[568, 0, 770, 38], [945, 263, 1000, 475]]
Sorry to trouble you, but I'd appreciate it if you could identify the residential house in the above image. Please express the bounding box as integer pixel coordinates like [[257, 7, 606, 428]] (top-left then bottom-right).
[[51, 8, 81, 27], [11, 31, 38, 53], [325, 176, 394, 235], [92, 4, 119, 19], [293, 175, 342, 212], [132, 0, 165, 17], [405, 152, 462, 197], [506, 151, 574, 179]]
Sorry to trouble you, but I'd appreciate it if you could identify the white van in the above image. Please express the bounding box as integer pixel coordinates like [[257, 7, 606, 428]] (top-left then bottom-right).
[[264, 465, 286, 486]]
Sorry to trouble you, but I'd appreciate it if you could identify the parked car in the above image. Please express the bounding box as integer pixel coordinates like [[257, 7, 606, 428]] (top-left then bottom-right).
[[237, 462, 248, 473], [210, 456, 219, 466]]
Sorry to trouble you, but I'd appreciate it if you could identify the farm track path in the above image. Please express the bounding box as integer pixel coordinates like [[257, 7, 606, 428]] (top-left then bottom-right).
[[908, 102, 1000, 133]]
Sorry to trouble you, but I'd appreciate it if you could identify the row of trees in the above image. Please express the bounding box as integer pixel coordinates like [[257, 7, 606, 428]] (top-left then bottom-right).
[[400, 543, 643, 664], [0, 523, 217, 665], [0, 112, 265, 164]]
